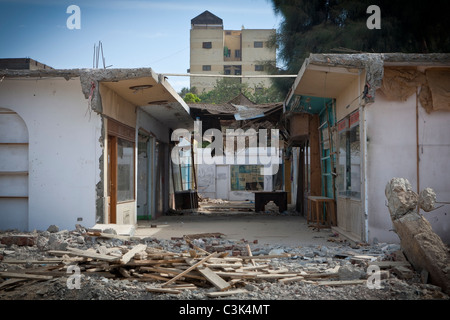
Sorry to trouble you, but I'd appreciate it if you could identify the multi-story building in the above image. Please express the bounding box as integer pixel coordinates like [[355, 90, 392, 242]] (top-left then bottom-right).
[[189, 11, 276, 94]]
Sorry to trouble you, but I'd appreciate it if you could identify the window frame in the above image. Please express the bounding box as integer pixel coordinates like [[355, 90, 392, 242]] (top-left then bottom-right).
[[202, 42, 212, 49], [254, 41, 263, 48]]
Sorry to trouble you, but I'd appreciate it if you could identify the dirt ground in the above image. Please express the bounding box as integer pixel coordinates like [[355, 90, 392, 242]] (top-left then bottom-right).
[[135, 214, 335, 247]]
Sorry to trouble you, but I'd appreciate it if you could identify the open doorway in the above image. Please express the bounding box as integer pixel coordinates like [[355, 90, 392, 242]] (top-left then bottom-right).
[[137, 130, 154, 220]]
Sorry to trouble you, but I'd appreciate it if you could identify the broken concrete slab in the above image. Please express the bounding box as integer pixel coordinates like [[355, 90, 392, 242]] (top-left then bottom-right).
[[386, 178, 450, 294], [89, 224, 136, 237]]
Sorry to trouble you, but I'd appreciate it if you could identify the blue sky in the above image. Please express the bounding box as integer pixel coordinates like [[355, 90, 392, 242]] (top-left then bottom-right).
[[0, 0, 281, 91]]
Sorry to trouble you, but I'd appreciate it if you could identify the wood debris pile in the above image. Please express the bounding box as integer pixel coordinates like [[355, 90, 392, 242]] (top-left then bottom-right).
[[1, 235, 408, 298]]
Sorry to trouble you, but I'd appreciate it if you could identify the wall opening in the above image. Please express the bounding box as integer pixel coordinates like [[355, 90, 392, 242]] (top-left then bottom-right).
[[0, 108, 29, 231]]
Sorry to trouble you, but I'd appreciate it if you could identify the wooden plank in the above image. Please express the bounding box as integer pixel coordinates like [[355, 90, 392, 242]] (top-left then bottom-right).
[[120, 244, 147, 265], [140, 267, 205, 280], [141, 273, 172, 281], [240, 264, 269, 271], [215, 272, 259, 279], [204, 263, 242, 269], [49, 249, 120, 262], [161, 252, 219, 287], [2, 259, 63, 264], [0, 272, 53, 281], [0, 278, 28, 289], [317, 280, 366, 286], [256, 273, 298, 279], [146, 286, 182, 294], [246, 244, 256, 267], [206, 289, 248, 298], [195, 266, 231, 291], [238, 254, 291, 260], [126, 259, 187, 266], [278, 276, 305, 283]]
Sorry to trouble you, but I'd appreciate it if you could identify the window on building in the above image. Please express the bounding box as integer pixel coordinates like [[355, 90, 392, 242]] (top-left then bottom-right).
[[234, 65, 242, 75], [235, 50, 241, 58], [337, 111, 361, 199], [202, 42, 212, 49], [202, 65, 211, 71], [255, 65, 264, 71], [254, 41, 263, 48], [117, 138, 135, 202]]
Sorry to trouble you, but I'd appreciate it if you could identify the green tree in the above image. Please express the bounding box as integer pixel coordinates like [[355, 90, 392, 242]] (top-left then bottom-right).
[[198, 78, 250, 104], [267, 0, 450, 95], [178, 87, 198, 98], [183, 92, 201, 103], [198, 78, 284, 104]]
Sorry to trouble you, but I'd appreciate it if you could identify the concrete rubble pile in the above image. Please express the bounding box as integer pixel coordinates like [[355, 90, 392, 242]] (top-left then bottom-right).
[[0, 223, 449, 300]]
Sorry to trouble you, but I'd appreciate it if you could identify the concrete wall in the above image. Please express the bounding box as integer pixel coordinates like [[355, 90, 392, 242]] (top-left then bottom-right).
[[366, 90, 450, 244], [0, 77, 102, 231]]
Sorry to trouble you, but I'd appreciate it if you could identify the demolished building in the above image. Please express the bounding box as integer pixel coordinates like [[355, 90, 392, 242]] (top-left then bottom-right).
[[284, 53, 450, 244], [0, 66, 194, 232]]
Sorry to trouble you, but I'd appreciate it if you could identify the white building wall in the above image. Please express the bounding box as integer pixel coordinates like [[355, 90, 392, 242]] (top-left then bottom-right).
[[366, 91, 450, 244], [196, 147, 277, 200], [0, 77, 102, 231]]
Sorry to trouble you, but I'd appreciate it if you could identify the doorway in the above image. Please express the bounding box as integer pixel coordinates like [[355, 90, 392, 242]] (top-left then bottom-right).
[[106, 119, 136, 224], [137, 131, 154, 220]]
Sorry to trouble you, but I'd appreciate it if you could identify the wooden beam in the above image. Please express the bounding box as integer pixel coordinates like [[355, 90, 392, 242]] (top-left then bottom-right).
[[317, 280, 366, 286], [48, 249, 119, 263], [0, 272, 53, 281], [161, 252, 218, 287], [206, 289, 248, 298], [146, 287, 182, 294]]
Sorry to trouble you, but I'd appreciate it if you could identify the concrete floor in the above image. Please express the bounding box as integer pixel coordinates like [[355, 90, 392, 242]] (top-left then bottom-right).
[[135, 214, 335, 247]]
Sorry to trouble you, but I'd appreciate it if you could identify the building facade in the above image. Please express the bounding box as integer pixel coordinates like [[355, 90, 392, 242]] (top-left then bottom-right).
[[189, 11, 276, 93], [284, 53, 450, 244], [0, 66, 193, 232]]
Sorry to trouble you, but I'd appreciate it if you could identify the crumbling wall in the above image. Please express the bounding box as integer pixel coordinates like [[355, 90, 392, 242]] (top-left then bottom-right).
[[385, 178, 450, 294], [379, 66, 450, 113]]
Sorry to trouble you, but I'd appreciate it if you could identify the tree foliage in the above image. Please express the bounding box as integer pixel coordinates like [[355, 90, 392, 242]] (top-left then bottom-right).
[[183, 92, 201, 103], [267, 0, 450, 94], [197, 78, 284, 104]]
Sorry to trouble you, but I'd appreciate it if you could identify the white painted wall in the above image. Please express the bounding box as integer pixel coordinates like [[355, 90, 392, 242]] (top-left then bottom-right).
[[366, 91, 450, 244], [0, 77, 102, 231], [195, 147, 278, 200]]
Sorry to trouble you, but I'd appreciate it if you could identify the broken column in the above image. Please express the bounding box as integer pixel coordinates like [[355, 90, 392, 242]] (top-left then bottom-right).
[[385, 178, 450, 294]]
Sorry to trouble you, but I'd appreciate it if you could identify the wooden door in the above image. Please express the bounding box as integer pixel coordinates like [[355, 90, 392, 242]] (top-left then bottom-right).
[[108, 135, 117, 224]]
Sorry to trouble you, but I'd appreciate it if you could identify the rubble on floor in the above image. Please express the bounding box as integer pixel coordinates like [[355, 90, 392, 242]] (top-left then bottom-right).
[[0, 225, 448, 300]]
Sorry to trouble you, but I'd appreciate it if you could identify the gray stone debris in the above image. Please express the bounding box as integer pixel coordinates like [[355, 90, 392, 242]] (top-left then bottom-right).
[[0, 224, 449, 301], [418, 187, 436, 212], [47, 225, 59, 233]]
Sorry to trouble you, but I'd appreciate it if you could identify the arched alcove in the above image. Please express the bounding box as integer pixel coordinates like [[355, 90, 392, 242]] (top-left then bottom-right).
[[0, 108, 29, 231]]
